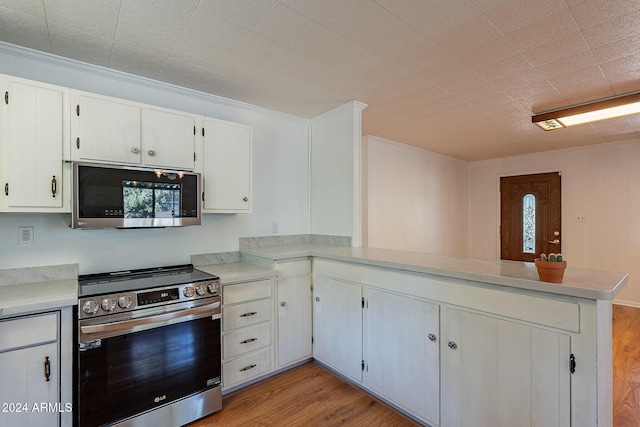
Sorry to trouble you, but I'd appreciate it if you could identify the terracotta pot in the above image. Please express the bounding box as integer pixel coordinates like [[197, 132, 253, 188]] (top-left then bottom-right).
[[534, 258, 567, 283]]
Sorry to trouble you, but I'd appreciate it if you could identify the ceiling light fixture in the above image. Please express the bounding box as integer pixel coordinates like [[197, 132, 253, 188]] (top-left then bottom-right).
[[532, 92, 640, 130]]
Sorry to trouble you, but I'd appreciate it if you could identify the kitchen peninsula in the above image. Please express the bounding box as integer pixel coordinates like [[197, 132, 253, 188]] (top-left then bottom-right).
[[221, 239, 626, 427]]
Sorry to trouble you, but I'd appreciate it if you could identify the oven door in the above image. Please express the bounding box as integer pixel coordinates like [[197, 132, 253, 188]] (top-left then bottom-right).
[[77, 300, 221, 427]]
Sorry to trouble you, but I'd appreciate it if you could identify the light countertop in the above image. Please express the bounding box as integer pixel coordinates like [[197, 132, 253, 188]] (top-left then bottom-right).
[[242, 245, 627, 301], [0, 264, 78, 317], [196, 262, 277, 285]]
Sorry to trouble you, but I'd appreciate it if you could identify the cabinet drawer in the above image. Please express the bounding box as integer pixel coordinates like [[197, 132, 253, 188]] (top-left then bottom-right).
[[223, 323, 271, 359], [223, 348, 271, 389], [223, 299, 271, 331], [223, 279, 271, 305], [276, 259, 311, 277], [0, 312, 58, 352]]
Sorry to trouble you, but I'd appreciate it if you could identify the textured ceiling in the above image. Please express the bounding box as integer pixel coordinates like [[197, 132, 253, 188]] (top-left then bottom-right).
[[1, 0, 640, 161]]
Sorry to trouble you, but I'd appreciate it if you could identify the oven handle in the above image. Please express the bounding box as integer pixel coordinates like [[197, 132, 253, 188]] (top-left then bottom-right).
[[80, 301, 220, 336]]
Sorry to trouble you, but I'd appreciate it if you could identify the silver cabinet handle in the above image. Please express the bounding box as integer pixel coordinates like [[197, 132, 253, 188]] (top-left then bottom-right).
[[315, 296, 320, 302], [51, 176, 57, 198], [240, 364, 257, 372], [147, 149, 156, 157], [428, 333, 437, 342], [280, 301, 286, 307], [240, 338, 258, 344], [242, 197, 248, 202], [448, 341, 458, 350], [240, 311, 257, 318], [131, 147, 140, 154]]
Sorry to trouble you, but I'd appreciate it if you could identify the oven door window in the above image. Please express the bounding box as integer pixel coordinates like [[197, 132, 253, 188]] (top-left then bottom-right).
[[78, 317, 221, 427]]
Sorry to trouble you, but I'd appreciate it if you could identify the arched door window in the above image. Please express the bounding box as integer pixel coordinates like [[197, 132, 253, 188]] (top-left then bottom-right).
[[523, 193, 536, 254]]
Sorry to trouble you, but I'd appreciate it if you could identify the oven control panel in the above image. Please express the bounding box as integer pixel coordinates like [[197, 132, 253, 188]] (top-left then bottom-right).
[[79, 279, 220, 319]]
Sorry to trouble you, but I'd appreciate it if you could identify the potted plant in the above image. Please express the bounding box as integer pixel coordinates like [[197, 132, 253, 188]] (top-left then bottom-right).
[[534, 253, 567, 283]]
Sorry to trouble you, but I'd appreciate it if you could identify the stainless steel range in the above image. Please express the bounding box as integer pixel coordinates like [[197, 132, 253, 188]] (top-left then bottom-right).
[[75, 264, 222, 427]]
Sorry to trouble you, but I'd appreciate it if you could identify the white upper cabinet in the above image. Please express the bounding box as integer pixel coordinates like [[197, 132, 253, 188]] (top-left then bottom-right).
[[141, 108, 196, 170], [71, 91, 197, 170], [72, 91, 141, 165], [202, 117, 252, 213], [0, 75, 70, 212]]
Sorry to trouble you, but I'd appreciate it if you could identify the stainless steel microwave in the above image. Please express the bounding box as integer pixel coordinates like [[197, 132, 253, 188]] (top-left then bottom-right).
[[72, 162, 201, 229]]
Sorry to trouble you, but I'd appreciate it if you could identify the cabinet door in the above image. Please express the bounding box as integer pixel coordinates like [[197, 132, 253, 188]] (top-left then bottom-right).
[[312, 275, 362, 382], [141, 108, 196, 170], [202, 118, 252, 212], [4, 80, 64, 208], [441, 307, 571, 427], [364, 289, 440, 425], [277, 275, 312, 367], [74, 93, 141, 164], [0, 342, 59, 427]]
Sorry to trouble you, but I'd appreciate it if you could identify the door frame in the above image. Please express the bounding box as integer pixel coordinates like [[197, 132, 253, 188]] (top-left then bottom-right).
[[494, 167, 565, 260]]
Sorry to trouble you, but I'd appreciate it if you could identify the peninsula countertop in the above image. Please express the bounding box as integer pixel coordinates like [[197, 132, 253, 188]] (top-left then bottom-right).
[[242, 245, 628, 301]]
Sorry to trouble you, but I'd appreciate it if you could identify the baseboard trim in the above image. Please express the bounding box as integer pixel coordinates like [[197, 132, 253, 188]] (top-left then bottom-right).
[[613, 299, 640, 309]]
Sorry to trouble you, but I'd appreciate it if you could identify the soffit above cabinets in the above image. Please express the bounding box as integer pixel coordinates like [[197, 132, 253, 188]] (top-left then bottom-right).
[[1, 0, 640, 161]]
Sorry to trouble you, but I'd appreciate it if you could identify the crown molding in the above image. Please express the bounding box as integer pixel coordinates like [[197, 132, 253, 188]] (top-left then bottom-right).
[[0, 41, 309, 123]]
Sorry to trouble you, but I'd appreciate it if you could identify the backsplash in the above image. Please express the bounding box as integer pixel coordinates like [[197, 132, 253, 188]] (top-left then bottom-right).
[[239, 234, 351, 250], [0, 263, 78, 286]]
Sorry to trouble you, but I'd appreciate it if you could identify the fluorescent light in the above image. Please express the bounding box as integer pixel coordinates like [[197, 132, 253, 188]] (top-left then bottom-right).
[[532, 92, 640, 130]]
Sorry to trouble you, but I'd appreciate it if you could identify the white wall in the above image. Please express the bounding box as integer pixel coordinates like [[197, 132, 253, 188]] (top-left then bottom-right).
[[364, 135, 469, 257], [0, 43, 310, 274], [468, 140, 640, 306], [310, 102, 366, 243]]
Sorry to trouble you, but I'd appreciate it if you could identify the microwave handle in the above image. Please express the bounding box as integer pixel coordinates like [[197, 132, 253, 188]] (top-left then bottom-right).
[[80, 301, 220, 336]]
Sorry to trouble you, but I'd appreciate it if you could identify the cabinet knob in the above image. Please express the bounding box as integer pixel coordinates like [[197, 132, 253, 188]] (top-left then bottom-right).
[[428, 333, 437, 342], [147, 149, 156, 157], [448, 341, 458, 350], [280, 301, 286, 307], [243, 197, 248, 202], [131, 147, 140, 154], [315, 296, 320, 302]]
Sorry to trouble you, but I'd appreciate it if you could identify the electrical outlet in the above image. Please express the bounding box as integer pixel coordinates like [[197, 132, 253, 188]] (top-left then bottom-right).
[[272, 221, 279, 234], [18, 226, 34, 245], [576, 214, 587, 223]]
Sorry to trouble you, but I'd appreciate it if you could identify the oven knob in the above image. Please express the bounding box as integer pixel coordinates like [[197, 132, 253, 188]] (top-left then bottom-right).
[[207, 283, 219, 295], [101, 297, 116, 312], [183, 286, 194, 298], [195, 285, 205, 296], [82, 300, 99, 315], [118, 295, 133, 309]]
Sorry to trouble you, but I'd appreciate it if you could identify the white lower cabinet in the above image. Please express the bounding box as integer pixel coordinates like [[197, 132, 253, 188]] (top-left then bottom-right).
[[276, 259, 312, 368], [312, 275, 362, 382], [221, 278, 274, 390], [363, 288, 440, 426], [0, 312, 61, 427], [313, 259, 577, 427], [441, 306, 570, 427]]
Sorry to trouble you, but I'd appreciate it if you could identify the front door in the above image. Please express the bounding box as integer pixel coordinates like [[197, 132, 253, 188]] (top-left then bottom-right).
[[500, 172, 561, 262]]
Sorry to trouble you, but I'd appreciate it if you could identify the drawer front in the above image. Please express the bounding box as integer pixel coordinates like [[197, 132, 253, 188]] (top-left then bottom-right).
[[276, 259, 311, 277], [223, 279, 271, 305], [223, 299, 271, 331], [0, 312, 58, 352], [223, 348, 271, 389], [223, 323, 271, 359]]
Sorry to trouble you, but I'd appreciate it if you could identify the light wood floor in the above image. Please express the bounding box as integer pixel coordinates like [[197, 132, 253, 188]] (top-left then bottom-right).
[[613, 304, 640, 427], [190, 361, 420, 426], [192, 304, 640, 427]]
